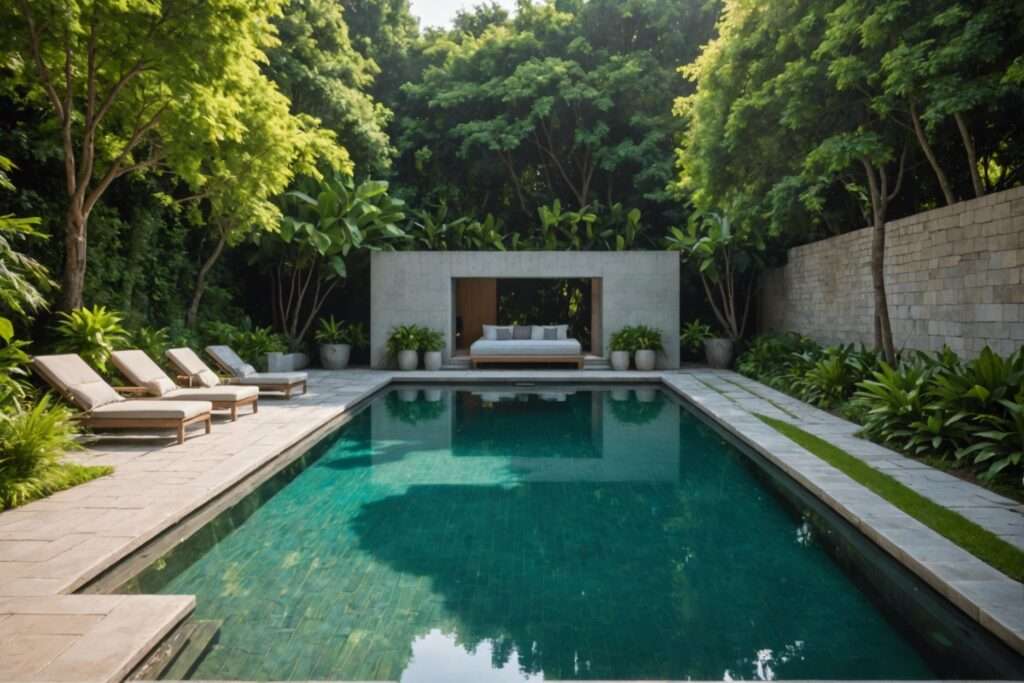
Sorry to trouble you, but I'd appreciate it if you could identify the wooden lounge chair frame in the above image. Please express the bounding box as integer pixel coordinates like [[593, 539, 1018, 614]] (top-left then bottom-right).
[[114, 385, 258, 421], [470, 355, 584, 369], [32, 358, 212, 445]]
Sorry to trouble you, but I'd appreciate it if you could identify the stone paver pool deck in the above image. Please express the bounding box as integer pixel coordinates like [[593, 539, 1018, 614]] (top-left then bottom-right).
[[0, 369, 1021, 681]]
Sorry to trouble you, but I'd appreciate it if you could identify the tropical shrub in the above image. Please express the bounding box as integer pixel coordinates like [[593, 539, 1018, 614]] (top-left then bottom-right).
[[129, 326, 171, 363], [53, 305, 128, 375], [0, 395, 111, 511], [633, 325, 664, 352], [741, 336, 1024, 486], [609, 327, 637, 353], [314, 317, 369, 348], [680, 320, 712, 354], [418, 328, 445, 352], [0, 338, 33, 411], [386, 325, 421, 357], [314, 316, 348, 344]]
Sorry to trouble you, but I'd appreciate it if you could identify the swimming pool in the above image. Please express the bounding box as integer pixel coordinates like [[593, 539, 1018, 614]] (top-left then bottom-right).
[[122, 386, 1022, 680]]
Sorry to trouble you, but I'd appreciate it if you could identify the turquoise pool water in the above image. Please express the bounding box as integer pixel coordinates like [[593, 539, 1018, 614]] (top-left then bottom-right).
[[129, 386, 1019, 680]]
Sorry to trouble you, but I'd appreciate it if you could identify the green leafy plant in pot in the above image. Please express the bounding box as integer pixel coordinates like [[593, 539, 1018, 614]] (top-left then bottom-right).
[[387, 325, 421, 371], [419, 328, 445, 371], [609, 327, 636, 371], [632, 325, 663, 371], [315, 316, 354, 370], [680, 321, 713, 362]]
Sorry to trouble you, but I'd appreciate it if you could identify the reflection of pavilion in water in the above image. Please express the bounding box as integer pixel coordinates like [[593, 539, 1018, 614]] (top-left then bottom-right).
[[371, 387, 680, 485]]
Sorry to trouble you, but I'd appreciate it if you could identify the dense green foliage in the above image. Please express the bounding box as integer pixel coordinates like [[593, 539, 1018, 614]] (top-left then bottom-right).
[[609, 325, 663, 353], [739, 335, 1024, 487], [759, 415, 1024, 581]]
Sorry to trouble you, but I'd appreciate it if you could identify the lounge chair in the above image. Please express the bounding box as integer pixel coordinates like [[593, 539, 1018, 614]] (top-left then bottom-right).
[[110, 349, 259, 421], [32, 354, 213, 444], [166, 347, 307, 399]]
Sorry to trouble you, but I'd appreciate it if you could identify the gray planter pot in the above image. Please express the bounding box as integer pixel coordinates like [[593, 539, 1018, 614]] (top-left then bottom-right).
[[423, 351, 443, 371], [319, 343, 351, 370], [704, 338, 735, 369], [398, 388, 419, 402], [610, 388, 631, 402], [267, 352, 309, 372], [397, 349, 419, 371], [610, 350, 631, 371], [635, 388, 657, 403], [635, 349, 657, 371]]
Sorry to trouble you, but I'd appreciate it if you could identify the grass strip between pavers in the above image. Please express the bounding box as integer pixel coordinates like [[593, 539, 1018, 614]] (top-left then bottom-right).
[[757, 414, 1024, 583]]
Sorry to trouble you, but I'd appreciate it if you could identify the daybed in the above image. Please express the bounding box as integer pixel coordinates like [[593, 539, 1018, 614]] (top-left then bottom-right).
[[470, 325, 583, 369]]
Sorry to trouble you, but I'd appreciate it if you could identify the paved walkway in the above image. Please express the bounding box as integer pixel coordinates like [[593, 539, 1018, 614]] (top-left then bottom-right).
[[0, 368, 1021, 681]]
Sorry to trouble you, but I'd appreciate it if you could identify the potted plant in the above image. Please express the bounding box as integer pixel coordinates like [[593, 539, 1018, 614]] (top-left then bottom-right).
[[667, 211, 765, 370], [419, 327, 445, 371], [680, 320, 712, 363], [633, 325, 663, 371], [387, 325, 421, 371], [314, 316, 352, 370], [609, 327, 635, 371]]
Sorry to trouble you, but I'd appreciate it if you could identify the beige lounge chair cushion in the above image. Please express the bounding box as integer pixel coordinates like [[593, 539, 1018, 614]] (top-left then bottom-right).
[[111, 350, 177, 396], [206, 345, 256, 377], [90, 400, 211, 420], [164, 386, 258, 402], [166, 348, 221, 387], [32, 354, 125, 411], [236, 372, 307, 387]]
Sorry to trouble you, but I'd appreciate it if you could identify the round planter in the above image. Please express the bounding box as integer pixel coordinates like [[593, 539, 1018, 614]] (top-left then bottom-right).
[[610, 350, 631, 371], [397, 349, 419, 371], [635, 349, 657, 371], [704, 338, 735, 369], [610, 388, 631, 402], [267, 351, 309, 372], [423, 389, 443, 403], [319, 343, 351, 370], [635, 388, 657, 403], [423, 351, 443, 371], [398, 389, 419, 402]]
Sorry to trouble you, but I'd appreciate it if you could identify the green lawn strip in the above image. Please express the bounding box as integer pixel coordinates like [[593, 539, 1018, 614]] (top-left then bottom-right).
[[0, 463, 113, 512], [757, 414, 1024, 583]]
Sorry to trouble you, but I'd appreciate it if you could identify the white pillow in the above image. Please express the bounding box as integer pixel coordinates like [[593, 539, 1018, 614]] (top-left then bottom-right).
[[482, 324, 497, 341], [144, 377, 177, 396], [70, 381, 123, 411], [238, 363, 257, 377], [194, 369, 220, 388], [532, 325, 568, 340]]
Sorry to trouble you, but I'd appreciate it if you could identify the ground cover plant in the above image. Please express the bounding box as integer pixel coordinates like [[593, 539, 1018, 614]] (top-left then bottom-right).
[[758, 415, 1024, 581]]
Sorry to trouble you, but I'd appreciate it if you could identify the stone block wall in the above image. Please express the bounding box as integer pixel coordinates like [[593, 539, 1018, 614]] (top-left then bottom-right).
[[760, 186, 1024, 357]]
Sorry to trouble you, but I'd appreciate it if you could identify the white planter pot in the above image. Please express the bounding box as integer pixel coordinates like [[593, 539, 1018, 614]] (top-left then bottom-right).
[[423, 389, 443, 403], [704, 338, 735, 369], [423, 351, 443, 371], [398, 389, 419, 402], [319, 343, 351, 370], [610, 388, 631, 402], [635, 349, 657, 371], [610, 350, 631, 371], [635, 388, 657, 403], [266, 352, 309, 372], [397, 349, 419, 371]]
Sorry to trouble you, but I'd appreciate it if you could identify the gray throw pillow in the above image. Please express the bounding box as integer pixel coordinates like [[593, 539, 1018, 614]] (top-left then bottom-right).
[[496, 328, 514, 341], [513, 325, 532, 340], [543, 327, 559, 340]]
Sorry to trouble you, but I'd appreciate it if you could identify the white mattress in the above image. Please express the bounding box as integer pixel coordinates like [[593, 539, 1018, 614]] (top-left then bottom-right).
[[470, 339, 582, 357]]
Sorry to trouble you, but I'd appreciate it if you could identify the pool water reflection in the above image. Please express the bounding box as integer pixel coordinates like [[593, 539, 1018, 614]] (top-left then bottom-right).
[[125, 387, 1020, 681]]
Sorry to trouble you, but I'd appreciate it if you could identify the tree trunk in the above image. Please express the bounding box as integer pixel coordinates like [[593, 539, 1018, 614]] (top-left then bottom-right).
[[910, 103, 955, 206], [186, 229, 227, 329], [954, 112, 984, 198], [862, 160, 897, 364], [60, 204, 88, 310]]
